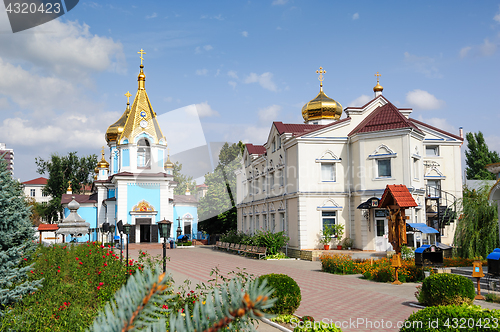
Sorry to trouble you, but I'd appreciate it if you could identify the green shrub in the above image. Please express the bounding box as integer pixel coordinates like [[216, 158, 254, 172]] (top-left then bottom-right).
[[400, 305, 500, 331], [258, 273, 301, 314], [419, 273, 475, 306]]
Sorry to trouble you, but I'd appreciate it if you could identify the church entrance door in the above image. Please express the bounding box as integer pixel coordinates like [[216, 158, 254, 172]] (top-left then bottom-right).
[[137, 218, 152, 243]]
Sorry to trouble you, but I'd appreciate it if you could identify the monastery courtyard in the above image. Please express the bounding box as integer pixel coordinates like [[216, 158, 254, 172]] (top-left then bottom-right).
[[122, 244, 500, 332]]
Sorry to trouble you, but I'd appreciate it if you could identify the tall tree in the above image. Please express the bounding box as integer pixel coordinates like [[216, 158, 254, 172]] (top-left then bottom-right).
[[0, 161, 43, 312], [465, 131, 500, 180], [173, 161, 197, 196], [198, 142, 244, 234], [454, 184, 499, 259], [35, 152, 97, 222]]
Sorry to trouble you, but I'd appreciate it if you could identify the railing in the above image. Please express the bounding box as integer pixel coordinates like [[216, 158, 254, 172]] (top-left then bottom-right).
[[425, 185, 458, 235]]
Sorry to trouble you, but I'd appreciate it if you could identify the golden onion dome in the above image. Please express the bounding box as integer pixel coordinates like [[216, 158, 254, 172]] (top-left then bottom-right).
[[373, 82, 383, 92], [302, 89, 342, 122], [96, 148, 109, 169], [94, 167, 99, 174], [164, 154, 174, 169], [105, 103, 131, 143]]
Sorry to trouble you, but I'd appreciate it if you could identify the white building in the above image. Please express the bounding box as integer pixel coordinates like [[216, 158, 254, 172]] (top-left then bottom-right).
[[22, 177, 51, 204], [236, 72, 463, 253]]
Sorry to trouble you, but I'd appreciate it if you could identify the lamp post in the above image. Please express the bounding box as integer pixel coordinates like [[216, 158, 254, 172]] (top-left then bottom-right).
[[117, 220, 123, 261], [102, 222, 109, 244], [176, 217, 182, 241], [122, 223, 133, 277], [157, 218, 172, 273], [108, 224, 115, 245]]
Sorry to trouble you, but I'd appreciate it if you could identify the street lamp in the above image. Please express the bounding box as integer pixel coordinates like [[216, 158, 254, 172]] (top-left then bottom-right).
[[176, 217, 182, 240], [122, 223, 133, 277], [157, 218, 172, 273], [108, 224, 115, 244], [117, 220, 123, 261], [102, 222, 109, 244]]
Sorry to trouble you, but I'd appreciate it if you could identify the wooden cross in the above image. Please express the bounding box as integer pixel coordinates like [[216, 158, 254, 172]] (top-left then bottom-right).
[[137, 49, 146, 65], [316, 66, 326, 86], [125, 91, 132, 104], [375, 71, 381, 83]]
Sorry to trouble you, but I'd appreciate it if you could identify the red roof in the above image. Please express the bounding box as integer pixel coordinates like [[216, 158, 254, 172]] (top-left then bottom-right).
[[246, 144, 266, 156], [196, 183, 208, 188], [408, 118, 463, 141], [61, 193, 98, 204], [22, 177, 48, 185], [273, 122, 326, 137], [378, 185, 418, 208], [38, 224, 59, 231], [348, 103, 422, 136]]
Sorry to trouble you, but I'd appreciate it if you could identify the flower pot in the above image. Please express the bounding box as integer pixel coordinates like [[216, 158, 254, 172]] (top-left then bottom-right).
[[323, 245, 330, 250], [337, 245, 342, 250]]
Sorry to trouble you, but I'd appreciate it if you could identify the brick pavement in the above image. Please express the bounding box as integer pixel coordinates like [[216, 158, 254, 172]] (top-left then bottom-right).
[[124, 244, 428, 332]]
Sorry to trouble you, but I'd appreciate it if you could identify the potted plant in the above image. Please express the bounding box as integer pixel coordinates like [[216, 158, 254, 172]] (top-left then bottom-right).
[[319, 225, 335, 250], [342, 237, 353, 250], [333, 224, 344, 250]]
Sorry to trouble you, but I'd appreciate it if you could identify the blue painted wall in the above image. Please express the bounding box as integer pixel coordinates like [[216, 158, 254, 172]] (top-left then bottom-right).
[[126, 183, 161, 224], [173, 205, 198, 238], [122, 148, 130, 167], [112, 146, 118, 174], [108, 189, 115, 199]]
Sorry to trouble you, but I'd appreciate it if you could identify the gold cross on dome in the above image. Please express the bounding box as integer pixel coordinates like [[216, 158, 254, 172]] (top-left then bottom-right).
[[101, 146, 105, 155], [375, 71, 381, 83], [125, 91, 132, 104], [316, 66, 326, 87], [138, 49, 146, 65]]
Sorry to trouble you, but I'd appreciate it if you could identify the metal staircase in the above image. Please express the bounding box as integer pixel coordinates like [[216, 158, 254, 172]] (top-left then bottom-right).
[[425, 185, 458, 239]]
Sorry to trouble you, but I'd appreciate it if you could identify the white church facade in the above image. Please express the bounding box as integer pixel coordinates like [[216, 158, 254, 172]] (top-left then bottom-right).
[[236, 70, 463, 252], [61, 52, 198, 243]]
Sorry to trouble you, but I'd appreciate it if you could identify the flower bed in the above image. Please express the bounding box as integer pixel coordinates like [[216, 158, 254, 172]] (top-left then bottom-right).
[[443, 257, 487, 267], [319, 254, 428, 283]]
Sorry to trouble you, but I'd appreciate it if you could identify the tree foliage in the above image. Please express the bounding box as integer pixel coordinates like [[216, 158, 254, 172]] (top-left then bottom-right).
[[465, 131, 500, 180], [198, 142, 244, 235], [173, 161, 197, 196], [35, 152, 97, 222], [0, 161, 43, 313], [454, 184, 499, 259]]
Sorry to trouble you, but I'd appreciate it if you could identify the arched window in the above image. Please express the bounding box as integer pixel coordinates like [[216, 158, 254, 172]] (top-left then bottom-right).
[[137, 138, 151, 168]]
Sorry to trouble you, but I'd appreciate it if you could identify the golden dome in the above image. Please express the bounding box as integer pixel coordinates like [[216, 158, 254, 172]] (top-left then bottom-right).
[[302, 89, 342, 122], [94, 167, 99, 174], [373, 72, 383, 92], [105, 104, 130, 143], [138, 65, 145, 81], [96, 147, 109, 169], [164, 154, 174, 169]]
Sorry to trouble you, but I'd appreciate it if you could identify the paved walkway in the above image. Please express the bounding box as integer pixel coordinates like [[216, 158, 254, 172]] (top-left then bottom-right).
[[124, 244, 500, 332]]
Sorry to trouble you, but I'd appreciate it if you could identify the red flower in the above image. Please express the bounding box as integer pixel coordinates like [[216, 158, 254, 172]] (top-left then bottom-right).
[[142, 252, 146, 255], [57, 270, 61, 273], [30, 270, 33, 274], [97, 286, 101, 290], [99, 282, 104, 286], [104, 263, 108, 267], [162, 304, 168, 309], [79, 262, 83, 265], [23, 258, 27, 261], [75, 257, 79, 260]]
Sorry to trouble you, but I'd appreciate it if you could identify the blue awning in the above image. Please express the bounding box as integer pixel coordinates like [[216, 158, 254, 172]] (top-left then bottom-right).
[[407, 223, 439, 234]]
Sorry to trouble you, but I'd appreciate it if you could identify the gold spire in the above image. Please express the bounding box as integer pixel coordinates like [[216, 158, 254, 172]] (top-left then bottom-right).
[[125, 91, 132, 106], [164, 150, 174, 169], [316, 66, 326, 91], [67, 181, 72, 194], [119, 51, 166, 145], [373, 72, 383, 92], [302, 66, 342, 123], [97, 146, 109, 169], [105, 93, 132, 143]]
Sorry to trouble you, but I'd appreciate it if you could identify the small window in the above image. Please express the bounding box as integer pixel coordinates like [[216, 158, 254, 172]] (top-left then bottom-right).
[[262, 175, 266, 192], [377, 159, 391, 177], [413, 158, 419, 179], [376, 219, 385, 237], [279, 170, 284, 186], [321, 163, 336, 181], [263, 214, 268, 230], [427, 179, 441, 198], [277, 136, 281, 149], [30, 189, 36, 197], [42, 191, 48, 197], [137, 138, 151, 168], [425, 146, 439, 156], [272, 139, 276, 152], [280, 213, 285, 231], [271, 214, 276, 231], [322, 211, 336, 232], [255, 215, 260, 231], [270, 172, 275, 189]]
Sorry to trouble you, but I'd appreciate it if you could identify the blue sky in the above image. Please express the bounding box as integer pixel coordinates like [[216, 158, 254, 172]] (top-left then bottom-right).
[[0, 1, 499, 181]]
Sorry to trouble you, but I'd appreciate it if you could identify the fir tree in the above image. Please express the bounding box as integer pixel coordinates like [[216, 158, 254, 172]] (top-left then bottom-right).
[[465, 131, 500, 180], [0, 161, 43, 312]]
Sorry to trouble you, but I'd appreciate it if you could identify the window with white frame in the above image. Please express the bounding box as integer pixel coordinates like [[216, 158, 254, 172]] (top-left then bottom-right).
[[42, 191, 48, 197], [413, 158, 419, 179], [30, 189, 35, 197], [321, 163, 336, 181], [279, 169, 284, 186], [263, 214, 268, 230], [280, 213, 285, 231], [255, 215, 260, 231], [270, 172, 275, 189], [255, 178, 259, 194], [137, 138, 151, 168], [277, 136, 281, 149], [322, 211, 336, 232], [425, 145, 439, 156], [377, 159, 391, 178], [427, 179, 441, 198], [272, 138, 276, 152], [262, 175, 266, 192], [271, 214, 276, 231], [243, 216, 247, 231]]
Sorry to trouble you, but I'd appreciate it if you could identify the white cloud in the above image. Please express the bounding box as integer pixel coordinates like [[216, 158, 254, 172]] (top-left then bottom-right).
[[227, 70, 238, 79], [495, 5, 500, 23], [228, 81, 237, 89], [459, 46, 471, 58], [480, 38, 496, 56], [194, 101, 220, 117], [244, 72, 278, 92], [406, 89, 445, 110], [196, 69, 208, 76], [272, 0, 288, 5], [416, 116, 457, 135], [258, 105, 281, 124], [146, 13, 157, 19], [204, 45, 213, 51], [242, 31, 249, 37], [0, 97, 9, 110], [349, 94, 371, 106], [0, 20, 125, 78], [352, 13, 359, 20], [486, 135, 500, 154], [404, 52, 442, 78]]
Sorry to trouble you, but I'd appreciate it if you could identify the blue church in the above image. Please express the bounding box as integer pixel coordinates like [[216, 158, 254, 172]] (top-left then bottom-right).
[[61, 51, 198, 243]]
